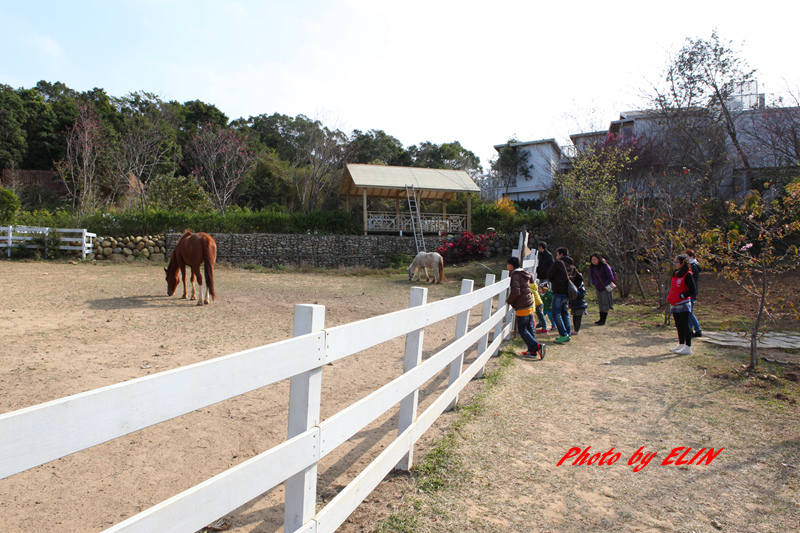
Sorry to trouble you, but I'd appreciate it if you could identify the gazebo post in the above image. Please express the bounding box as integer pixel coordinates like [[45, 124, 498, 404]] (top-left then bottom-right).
[[396, 197, 400, 235], [467, 194, 472, 233], [363, 190, 368, 235], [442, 201, 447, 234]]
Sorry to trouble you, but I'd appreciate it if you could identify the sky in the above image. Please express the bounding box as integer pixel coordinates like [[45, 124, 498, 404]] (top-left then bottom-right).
[[2, 0, 799, 172]]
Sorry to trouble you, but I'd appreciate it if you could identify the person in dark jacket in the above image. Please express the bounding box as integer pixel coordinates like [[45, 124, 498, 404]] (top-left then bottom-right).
[[589, 253, 615, 325], [569, 270, 589, 334], [535, 242, 554, 283], [507, 257, 546, 360], [546, 247, 575, 344], [667, 255, 697, 355], [686, 249, 703, 337]]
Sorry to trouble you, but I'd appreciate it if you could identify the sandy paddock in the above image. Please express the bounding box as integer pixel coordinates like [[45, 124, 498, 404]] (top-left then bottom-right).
[[0, 260, 496, 532]]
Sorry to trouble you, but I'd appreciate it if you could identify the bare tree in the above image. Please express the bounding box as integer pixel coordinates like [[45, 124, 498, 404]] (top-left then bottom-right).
[[186, 124, 255, 213], [652, 30, 756, 196], [110, 92, 179, 211], [286, 118, 352, 212], [54, 101, 104, 220]]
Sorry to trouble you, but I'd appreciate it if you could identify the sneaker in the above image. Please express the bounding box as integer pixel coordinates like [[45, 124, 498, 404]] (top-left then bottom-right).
[[669, 344, 685, 353], [521, 350, 538, 359], [692, 331, 703, 338], [535, 323, 545, 329], [536, 327, 548, 334], [555, 335, 571, 344], [676, 345, 692, 355], [571, 330, 579, 335], [537, 343, 546, 360]]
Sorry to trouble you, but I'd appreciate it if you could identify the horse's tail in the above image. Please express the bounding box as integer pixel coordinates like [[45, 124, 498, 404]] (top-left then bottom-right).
[[204, 238, 216, 301], [438, 255, 445, 283]]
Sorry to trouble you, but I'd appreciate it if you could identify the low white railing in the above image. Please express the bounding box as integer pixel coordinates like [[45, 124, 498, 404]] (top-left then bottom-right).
[[0, 225, 96, 259], [366, 211, 468, 234], [0, 272, 514, 533]]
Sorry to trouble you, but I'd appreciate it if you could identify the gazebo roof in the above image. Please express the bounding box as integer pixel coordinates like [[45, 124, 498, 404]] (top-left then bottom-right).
[[340, 164, 480, 201]]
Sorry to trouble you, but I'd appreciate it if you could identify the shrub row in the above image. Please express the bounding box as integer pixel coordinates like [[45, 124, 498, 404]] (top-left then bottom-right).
[[10, 207, 361, 236]]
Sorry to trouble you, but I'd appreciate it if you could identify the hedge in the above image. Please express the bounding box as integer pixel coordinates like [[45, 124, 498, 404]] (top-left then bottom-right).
[[13, 207, 361, 236]]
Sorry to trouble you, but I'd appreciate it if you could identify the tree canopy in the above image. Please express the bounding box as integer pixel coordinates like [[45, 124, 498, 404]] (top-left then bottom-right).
[[0, 80, 483, 214]]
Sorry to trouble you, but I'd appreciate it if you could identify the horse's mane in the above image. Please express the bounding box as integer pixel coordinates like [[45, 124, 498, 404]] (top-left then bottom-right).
[[167, 230, 194, 270]]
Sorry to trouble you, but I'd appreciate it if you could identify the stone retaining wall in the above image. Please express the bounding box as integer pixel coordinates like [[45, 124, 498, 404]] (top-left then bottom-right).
[[92, 235, 166, 263], [88, 230, 550, 268], [166, 233, 453, 268]]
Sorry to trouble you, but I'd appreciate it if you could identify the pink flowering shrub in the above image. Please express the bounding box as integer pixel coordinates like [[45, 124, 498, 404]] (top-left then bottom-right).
[[437, 231, 493, 264]]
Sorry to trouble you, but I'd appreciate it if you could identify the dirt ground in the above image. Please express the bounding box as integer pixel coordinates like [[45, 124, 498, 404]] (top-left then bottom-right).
[[340, 301, 800, 533], [2, 260, 799, 533], [0, 260, 496, 533]]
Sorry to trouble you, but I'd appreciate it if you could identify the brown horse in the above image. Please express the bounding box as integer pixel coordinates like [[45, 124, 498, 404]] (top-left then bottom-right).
[[165, 230, 217, 306]]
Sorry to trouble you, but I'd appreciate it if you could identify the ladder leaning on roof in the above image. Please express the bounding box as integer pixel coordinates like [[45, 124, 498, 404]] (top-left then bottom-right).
[[405, 185, 426, 254]]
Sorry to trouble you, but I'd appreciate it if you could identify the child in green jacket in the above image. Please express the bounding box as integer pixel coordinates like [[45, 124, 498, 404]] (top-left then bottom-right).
[[537, 281, 555, 333]]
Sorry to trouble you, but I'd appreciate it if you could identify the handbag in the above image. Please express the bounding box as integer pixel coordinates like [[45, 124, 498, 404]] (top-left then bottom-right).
[[568, 279, 579, 301], [605, 282, 617, 292], [562, 260, 578, 300]]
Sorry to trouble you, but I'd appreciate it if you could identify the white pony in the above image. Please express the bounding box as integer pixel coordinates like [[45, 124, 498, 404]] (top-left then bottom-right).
[[408, 252, 446, 284]]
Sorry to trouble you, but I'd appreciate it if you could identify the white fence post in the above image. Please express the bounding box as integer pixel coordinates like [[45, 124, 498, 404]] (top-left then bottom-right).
[[475, 274, 496, 379], [448, 279, 473, 410], [285, 304, 325, 533], [492, 270, 509, 351], [499, 270, 513, 341], [396, 286, 428, 471]]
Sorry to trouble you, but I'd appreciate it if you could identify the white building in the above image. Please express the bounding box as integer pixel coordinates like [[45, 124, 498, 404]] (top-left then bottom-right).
[[491, 138, 563, 203]]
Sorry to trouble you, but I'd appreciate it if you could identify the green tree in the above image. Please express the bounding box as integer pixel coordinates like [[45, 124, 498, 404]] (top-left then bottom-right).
[[236, 149, 294, 210], [32, 81, 80, 165], [14, 88, 60, 170], [0, 186, 22, 224], [147, 173, 209, 212], [0, 85, 27, 169], [176, 99, 229, 132], [408, 140, 482, 174], [349, 129, 406, 165]]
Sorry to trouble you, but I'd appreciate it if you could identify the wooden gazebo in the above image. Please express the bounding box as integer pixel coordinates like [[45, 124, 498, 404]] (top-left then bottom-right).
[[340, 164, 481, 235]]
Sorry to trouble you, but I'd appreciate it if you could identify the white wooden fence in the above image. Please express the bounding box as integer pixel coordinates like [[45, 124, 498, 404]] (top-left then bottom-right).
[[0, 225, 96, 259], [0, 273, 516, 533]]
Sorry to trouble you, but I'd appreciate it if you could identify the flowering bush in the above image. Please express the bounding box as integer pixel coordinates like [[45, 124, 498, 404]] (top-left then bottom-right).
[[437, 231, 494, 264]]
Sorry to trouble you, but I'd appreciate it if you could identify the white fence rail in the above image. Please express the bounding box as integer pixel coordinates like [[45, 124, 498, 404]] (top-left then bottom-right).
[[0, 273, 514, 533], [0, 225, 96, 259]]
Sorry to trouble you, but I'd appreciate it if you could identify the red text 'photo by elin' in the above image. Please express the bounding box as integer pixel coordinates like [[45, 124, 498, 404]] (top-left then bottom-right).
[[557, 446, 724, 472]]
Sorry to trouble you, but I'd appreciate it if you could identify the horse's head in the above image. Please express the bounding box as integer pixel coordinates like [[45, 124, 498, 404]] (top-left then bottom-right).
[[165, 264, 179, 296], [407, 264, 413, 281]]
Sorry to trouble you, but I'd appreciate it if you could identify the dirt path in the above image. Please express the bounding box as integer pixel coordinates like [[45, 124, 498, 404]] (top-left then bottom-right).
[[0, 260, 497, 533], [350, 314, 800, 532]]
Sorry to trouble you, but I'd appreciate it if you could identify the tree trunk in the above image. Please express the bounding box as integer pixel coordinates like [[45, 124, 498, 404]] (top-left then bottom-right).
[[749, 265, 768, 370], [634, 268, 647, 300]]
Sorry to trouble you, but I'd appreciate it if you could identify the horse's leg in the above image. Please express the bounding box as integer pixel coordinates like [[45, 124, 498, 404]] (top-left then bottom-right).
[[180, 265, 188, 299], [189, 268, 197, 301], [196, 265, 206, 306], [197, 282, 205, 306], [424, 266, 431, 283]]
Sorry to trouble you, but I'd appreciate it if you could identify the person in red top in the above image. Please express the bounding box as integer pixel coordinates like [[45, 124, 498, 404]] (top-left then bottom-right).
[[667, 255, 697, 355]]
